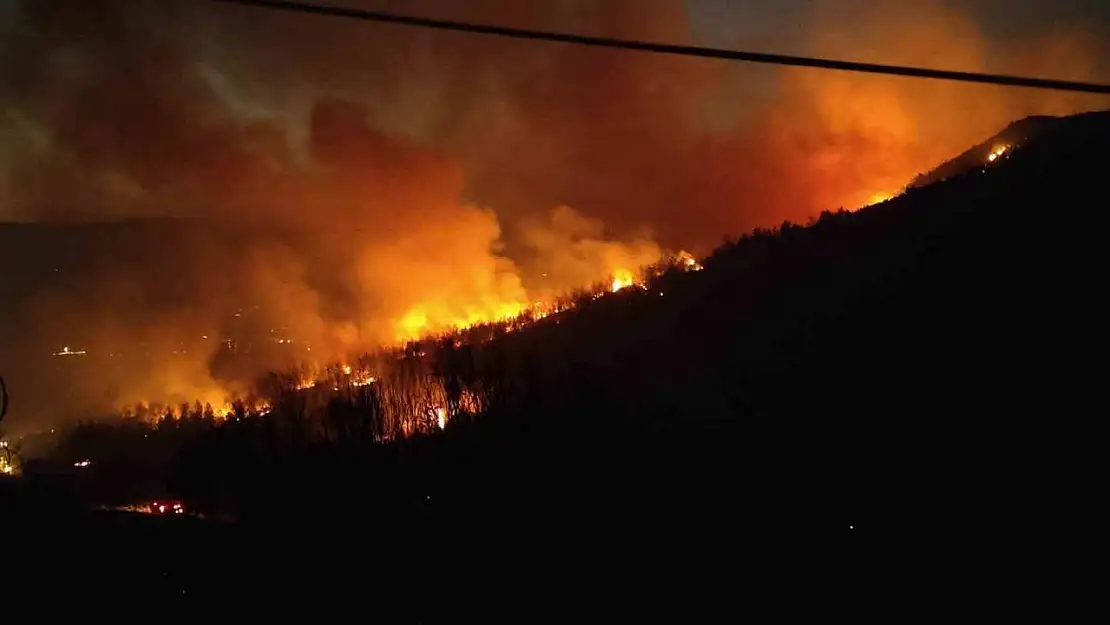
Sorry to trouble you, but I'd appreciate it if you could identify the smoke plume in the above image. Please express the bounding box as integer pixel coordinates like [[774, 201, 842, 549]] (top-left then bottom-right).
[[0, 0, 1105, 428]]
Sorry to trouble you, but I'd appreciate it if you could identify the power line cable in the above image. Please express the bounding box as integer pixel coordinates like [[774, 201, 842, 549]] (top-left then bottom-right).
[[213, 0, 1110, 95]]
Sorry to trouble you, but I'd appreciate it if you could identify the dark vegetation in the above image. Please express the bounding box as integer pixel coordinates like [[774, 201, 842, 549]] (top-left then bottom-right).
[[5, 111, 1110, 622]]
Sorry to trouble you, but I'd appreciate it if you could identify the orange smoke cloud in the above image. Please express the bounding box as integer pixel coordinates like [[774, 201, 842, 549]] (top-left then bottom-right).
[[514, 205, 663, 300], [0, 0, 1105, 428], [740, 1, 1109, 220]]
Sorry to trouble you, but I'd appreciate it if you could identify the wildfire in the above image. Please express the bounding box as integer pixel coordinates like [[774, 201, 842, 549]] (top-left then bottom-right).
[[351, 371, 376, 387], [987, 145, 1009, 163], [391, 253, 691, 337], [611, 269, 638, 292], [0, 448, 12, 475], [396, 301, 525, 342], [676, 251, 704, 272], [107, 250, 707, 440]]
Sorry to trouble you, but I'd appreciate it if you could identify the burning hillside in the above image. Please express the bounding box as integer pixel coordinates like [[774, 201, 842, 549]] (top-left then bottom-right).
[[0, 1, 1105, 433], [99, 247, 706, 439]]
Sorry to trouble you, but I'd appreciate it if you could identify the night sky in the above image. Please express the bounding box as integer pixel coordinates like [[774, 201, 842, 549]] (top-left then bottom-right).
[[689, 0, 1110, 52]]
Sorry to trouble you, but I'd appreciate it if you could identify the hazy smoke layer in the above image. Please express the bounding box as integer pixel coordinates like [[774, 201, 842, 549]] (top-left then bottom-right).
[[0, 0, 1105, 427]]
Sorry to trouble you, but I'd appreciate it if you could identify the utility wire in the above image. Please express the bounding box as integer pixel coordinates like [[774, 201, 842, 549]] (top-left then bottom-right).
[[213, 0, 1110, 95]]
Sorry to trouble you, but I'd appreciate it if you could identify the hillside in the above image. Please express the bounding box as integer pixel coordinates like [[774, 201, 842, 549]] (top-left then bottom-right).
[[134, 106, 1110, 534], [419, 108, 1110, 452], [21, 108, 1110, 479], [5, 109, 1110, 623], [908, 110, 1105, 188]]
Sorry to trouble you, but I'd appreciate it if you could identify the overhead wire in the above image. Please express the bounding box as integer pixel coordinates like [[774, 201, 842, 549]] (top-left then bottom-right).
[[213, 0, 1110, 95]]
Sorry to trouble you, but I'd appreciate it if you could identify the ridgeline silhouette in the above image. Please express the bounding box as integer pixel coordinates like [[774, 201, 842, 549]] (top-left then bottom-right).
[[6, 109, 1110, 623]]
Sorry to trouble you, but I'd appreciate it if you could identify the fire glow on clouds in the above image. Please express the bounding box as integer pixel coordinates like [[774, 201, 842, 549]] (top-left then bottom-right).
[[0, 0, 1105, 419]]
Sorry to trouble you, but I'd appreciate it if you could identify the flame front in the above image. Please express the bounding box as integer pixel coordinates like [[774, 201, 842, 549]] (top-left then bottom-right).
[[611, 270, 636, 293], [106, 250, 707, 439], [396, 300, 525, 343]]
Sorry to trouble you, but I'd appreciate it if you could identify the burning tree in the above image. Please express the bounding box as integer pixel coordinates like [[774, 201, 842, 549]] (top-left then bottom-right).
[[1, 375, 23, 475]]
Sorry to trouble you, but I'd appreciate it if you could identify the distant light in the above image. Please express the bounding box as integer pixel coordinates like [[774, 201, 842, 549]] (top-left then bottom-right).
[[54, 346, 87, 356], [849, 525, 854, 530]]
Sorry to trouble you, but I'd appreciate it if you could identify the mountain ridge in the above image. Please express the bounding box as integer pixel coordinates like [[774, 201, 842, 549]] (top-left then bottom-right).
[[909, 109, 1109, 189]]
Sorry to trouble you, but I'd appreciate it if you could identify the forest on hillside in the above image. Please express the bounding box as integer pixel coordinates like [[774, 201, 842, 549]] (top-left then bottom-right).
[[13, 111, 1104, 519]]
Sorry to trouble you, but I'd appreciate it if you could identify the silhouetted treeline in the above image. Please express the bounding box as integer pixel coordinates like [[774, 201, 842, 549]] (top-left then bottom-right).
[[10, 110, 1110, 624], [42, 111, 1110, 517]]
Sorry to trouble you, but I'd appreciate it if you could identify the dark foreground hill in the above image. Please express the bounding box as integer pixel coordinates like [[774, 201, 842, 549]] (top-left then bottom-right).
[[390, 108, 1110, 455], [6, 110, 1110, 623]]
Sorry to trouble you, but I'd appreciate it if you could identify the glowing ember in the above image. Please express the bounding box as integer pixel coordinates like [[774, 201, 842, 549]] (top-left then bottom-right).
[[987, 145, 1009, 163]]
